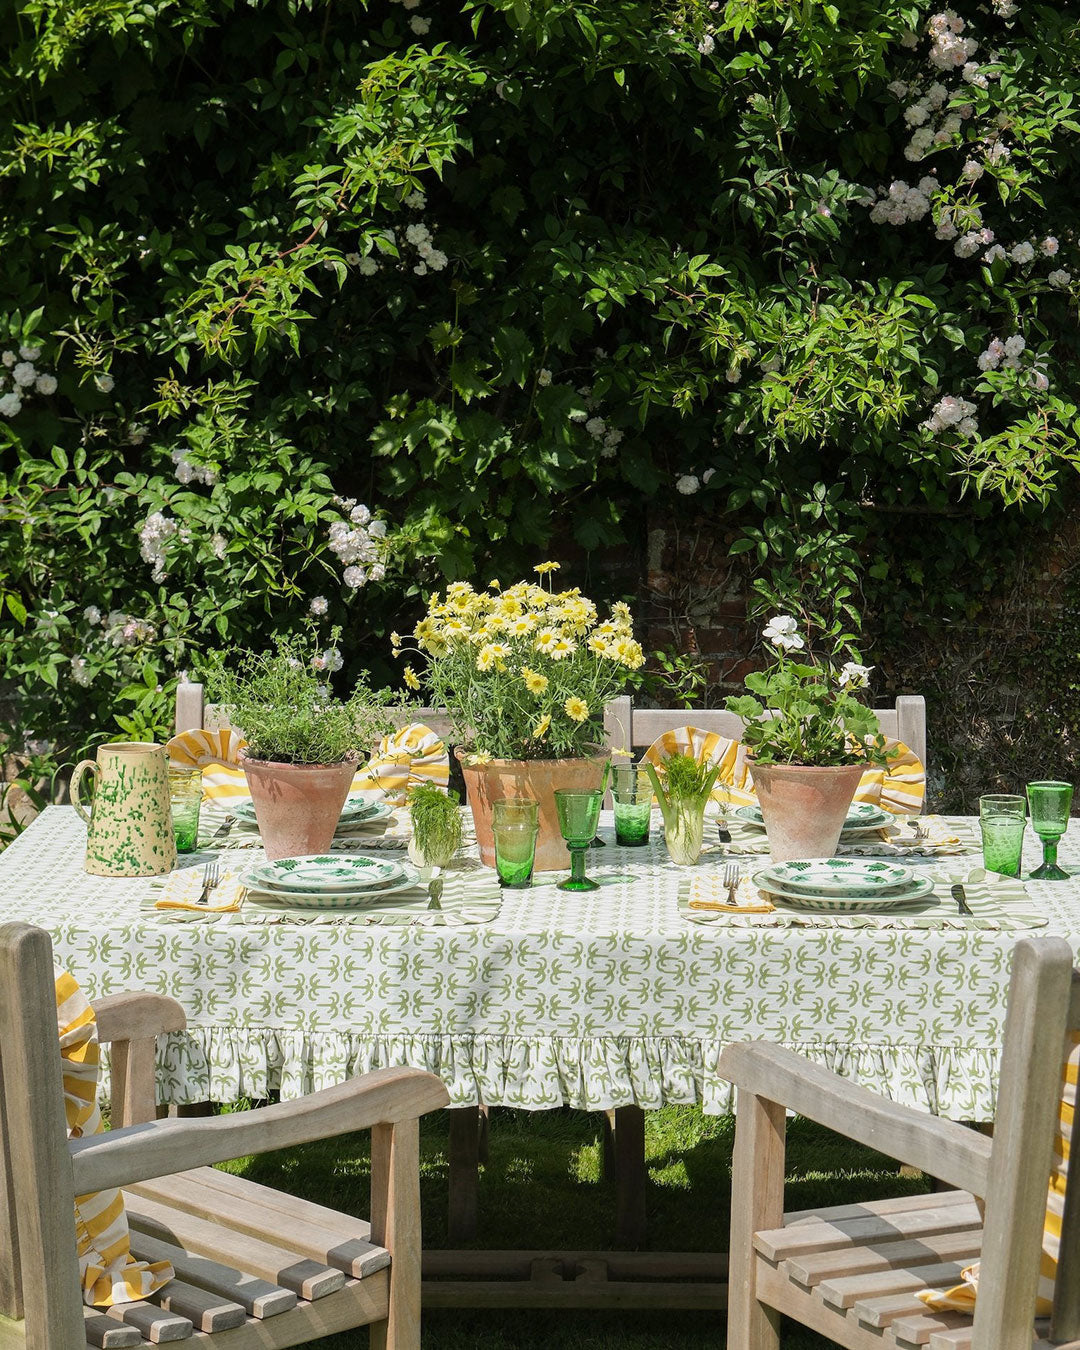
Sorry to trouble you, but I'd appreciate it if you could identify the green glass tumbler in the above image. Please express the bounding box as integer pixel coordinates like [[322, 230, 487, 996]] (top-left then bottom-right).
[[554, 789, 603, 892], [1027, 780, 1073, 880], [168, 765, 203, 854], [612, 766, 652, 847], [493, 821, 539, 888], [492, 798, 540, 829]]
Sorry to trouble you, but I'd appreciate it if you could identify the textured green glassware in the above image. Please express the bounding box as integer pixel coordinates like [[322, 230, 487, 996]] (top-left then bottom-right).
[[493, 820, 539, 888], [612, 766, 652, 847], [1027, 780, 1073, 880], [168, 765, 202, 854], [980, 814, 1025, 878], [555, 789, 603, 891]]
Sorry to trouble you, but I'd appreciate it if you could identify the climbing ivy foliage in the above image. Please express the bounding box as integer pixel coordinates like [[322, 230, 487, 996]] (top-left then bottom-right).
[[1, 0, 1079, 760]]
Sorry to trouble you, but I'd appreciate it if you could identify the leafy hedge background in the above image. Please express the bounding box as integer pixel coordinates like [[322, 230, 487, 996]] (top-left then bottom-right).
[[2, 0, 1079, 808]]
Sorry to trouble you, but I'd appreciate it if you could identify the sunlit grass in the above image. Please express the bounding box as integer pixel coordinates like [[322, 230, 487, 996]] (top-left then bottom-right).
[[219, 1103, 927, 1348]]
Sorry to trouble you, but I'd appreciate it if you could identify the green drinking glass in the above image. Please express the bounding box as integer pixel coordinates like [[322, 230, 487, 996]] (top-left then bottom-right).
[[492, 798, 540, 829], [978, 794, 1025, 878], [554, 789, 603, 892], [1027, 780, 1073, 880], [168, 764, 202, 854], [493, 821, 539, 888], [612, 766, 652, 847]]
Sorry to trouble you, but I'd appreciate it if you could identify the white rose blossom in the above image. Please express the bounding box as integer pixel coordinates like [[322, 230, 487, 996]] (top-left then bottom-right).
[[675, 474, 700, 495], [1049, 269, 1072, 289], [309, 596, 329, 617]]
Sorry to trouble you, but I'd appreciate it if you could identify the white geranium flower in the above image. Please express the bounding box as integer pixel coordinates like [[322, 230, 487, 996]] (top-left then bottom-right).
[[764, 614, 799, 636], [838, 661, 873, 688]]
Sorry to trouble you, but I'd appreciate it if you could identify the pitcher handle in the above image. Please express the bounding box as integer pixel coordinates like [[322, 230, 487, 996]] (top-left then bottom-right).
[[70, 759, 99, 826]]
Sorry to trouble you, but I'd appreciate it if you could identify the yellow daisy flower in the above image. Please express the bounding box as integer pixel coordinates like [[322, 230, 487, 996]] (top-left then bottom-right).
[[549, 635, 576, 660], [521, 667, 549, 695], [509, 614, 537, 636], [613, 637, 645, 669], [403, 666, 420, 691], [535, 628, 560, 654], [564, 696, 589, 722], [534, 561, 561, 575], [532, 713, 552, 739], [467, 751, 493, 765], [488, 578, 502, 589], [390, 631, 403, 648]]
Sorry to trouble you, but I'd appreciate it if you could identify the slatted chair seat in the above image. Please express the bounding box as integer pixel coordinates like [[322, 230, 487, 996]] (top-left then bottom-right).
[[0, 922, 449, 1350], [719, 937, 1080, 1350]]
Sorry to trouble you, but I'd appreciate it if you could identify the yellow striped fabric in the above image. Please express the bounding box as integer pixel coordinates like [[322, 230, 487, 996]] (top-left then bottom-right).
[[642, 728, 757, 807], [166, 724, 449, 809], [165, 728, 249, 804], [919, 1028, 1080, 1318], [55, 971, 174, 1307], [350, 724, 450, 805], [640, 729, 924, 814]]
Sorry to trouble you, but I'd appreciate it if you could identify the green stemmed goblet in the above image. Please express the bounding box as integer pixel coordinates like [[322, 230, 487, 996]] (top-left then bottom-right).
[[555, 789, 603, 892], [1027, 780, 1073, 880]]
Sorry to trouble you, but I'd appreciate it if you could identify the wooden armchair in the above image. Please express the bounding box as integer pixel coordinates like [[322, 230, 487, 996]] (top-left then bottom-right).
[[0, 922, 449, 1350], [719, 936, 1080, 1350]]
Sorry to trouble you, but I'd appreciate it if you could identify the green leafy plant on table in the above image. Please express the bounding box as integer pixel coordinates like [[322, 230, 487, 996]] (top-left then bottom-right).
[[407, 783, 463, 870], [203, 628, 396, 766], [726, 614, 891, 769], [645, 752, 720, 867], [202, 629, 397, 860]]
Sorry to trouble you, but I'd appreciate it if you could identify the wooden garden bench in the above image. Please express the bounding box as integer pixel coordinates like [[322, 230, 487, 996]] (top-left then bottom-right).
[[719, 935, 1080, 1350], [0, 921, 448, 1350]]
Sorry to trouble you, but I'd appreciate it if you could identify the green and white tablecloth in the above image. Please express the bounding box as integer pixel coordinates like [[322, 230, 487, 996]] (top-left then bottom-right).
[[5, 806, 1080, 1122]]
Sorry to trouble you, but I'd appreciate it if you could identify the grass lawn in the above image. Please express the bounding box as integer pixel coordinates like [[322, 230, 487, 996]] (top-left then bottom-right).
[[223, 1102, 931, 1348]]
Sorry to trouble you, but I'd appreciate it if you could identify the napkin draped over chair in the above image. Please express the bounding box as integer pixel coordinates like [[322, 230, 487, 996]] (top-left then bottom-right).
[[919, 1029, 1080, 1317], [642, 726, 926, 815], [55, 970, 174, 1306], [164, 723, 450, 809]]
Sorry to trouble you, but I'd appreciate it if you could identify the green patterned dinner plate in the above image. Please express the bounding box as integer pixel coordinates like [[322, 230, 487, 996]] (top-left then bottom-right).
[[245, 854, 405, 894], [232, 798, 384, 826], [751, 869, 934, 911], [735, 802, 892, 832], [239, 862, 422, 908], [756, 858, 915, 898]]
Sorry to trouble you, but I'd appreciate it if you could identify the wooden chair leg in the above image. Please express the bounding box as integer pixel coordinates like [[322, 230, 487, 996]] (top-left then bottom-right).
[[727, 1091, 784, 1350], [605, 1105, 647, 1249], [370, 1117, 421, 1350], [447, 1106, 480, 1242]]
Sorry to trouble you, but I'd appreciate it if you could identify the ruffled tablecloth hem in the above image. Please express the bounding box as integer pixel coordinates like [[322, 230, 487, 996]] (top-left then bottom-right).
[[148, 1030, 999, 1122]]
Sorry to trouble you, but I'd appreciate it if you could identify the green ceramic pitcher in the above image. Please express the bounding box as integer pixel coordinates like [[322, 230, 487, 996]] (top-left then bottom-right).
[[71, 742, 178, 876]]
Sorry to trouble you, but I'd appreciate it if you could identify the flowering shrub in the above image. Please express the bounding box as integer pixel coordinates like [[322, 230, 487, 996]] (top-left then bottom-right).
[[727, 616, 890, 767], [401, 564, 644, 760], [2, 0, 1079, 774]]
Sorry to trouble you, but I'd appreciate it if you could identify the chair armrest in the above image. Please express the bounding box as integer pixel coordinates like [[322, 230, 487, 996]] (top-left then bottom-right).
[[71, 1065, 449, 1193], [92, 992, 187, 1043], [719, 1041, 992, 1197]]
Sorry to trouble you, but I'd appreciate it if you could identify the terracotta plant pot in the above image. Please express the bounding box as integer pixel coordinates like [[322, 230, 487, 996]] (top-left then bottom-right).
[[240, 752, 355, 861], [457, 750, 608, 871], [749, 761, 865, 863]]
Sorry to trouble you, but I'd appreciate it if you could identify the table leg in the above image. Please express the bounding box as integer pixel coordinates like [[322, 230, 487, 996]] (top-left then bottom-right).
[[604, 1105, 647, 1249], [448, 1106, 481, 1242], [477, 1103, 490, 1165]]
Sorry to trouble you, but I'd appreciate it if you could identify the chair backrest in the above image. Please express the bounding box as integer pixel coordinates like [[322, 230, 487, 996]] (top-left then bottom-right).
[[974, 937, 1080, 1347], [174, 681, 457, 742], [602, 694, 928, 779], [0, 922, 87, 1345]]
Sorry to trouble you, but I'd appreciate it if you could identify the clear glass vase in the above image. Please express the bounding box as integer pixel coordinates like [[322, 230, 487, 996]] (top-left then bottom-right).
[[663, 800, 706, 866]]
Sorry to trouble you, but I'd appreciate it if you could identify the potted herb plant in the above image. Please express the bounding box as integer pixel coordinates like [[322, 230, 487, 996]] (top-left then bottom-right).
[[204, 629, 395, 860], [407, 783, 463, 872], [726, 614, 891, 861], [645, 752, 721, 866], [397, 564, 644, 870]]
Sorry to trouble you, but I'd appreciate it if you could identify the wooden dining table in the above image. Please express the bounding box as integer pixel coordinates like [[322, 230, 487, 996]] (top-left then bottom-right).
[[4, 804, 1076, 1308]]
